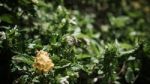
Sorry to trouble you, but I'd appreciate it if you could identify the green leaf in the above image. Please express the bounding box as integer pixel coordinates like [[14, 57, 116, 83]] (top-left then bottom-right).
[[12, 54, 34, 65], [109, 15, 130, 28], [125, 68, 135, 83], [0, 14, 16, 24], [75, 54, 91, 60]]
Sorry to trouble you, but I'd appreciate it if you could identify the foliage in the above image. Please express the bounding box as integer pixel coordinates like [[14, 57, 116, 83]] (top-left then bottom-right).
[[0, 0, 150, 84]]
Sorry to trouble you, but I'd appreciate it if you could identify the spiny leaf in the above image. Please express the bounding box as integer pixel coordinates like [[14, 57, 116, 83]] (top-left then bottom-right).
[[12, 54, 34, 65]]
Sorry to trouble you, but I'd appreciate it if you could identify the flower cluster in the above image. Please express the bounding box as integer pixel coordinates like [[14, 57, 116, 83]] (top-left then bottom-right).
[[33, 50, 54, 73]]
